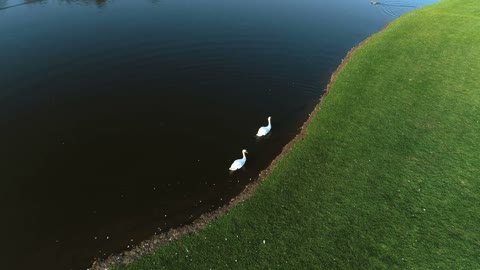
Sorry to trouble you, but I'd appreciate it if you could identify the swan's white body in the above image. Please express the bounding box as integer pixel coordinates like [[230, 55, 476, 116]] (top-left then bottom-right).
[[229, 149, 248, 171], [256, 116, 272, 137]]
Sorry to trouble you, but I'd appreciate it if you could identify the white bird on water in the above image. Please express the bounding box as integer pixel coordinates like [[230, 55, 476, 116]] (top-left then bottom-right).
[[229, 149, 248, 171], [256, 116, 272, 137]]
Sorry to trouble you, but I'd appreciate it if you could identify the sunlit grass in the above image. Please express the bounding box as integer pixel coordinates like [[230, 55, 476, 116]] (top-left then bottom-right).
[[115, 0, 480, 268]]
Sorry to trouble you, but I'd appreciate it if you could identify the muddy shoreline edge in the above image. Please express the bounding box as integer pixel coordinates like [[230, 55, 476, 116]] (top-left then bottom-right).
[[91, 25, 387, 270]]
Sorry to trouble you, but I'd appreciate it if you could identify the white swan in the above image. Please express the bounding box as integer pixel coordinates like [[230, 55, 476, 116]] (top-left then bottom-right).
[[229, 149, 248, 171], [256, 116, 272, 137]]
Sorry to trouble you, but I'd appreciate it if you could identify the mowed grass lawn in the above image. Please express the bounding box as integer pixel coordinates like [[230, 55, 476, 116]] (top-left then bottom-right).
[[116, 0, 480, 268]]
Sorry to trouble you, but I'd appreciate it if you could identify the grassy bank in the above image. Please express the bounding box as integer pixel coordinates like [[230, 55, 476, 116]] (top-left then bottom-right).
[[115, 0, 480, 268]]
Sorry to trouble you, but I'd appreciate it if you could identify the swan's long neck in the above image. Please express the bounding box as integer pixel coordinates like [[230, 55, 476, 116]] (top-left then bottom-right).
[[242, 151, 247, 160], [267, 118, 271, 128]]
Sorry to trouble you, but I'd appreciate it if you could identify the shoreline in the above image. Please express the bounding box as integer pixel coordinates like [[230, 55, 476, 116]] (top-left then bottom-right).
[[92, 27, 385, 270]]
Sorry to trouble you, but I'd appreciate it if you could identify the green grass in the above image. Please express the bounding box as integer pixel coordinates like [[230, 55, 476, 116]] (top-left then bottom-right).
[[115, 0, 480, 268]]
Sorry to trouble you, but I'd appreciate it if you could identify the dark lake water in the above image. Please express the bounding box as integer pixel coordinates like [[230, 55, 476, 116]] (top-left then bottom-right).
[[0, 0, 437, 269]]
